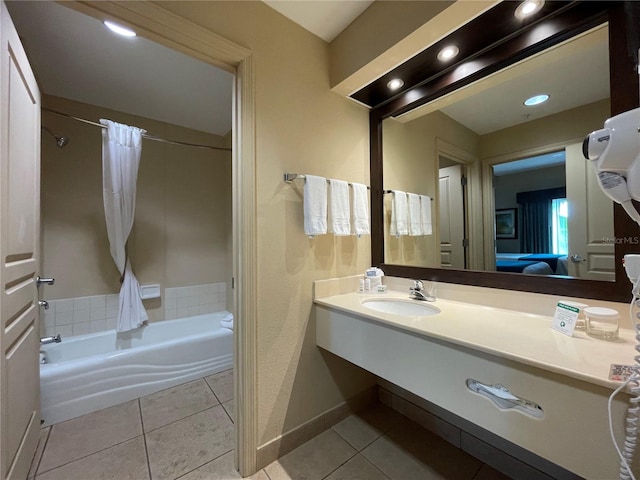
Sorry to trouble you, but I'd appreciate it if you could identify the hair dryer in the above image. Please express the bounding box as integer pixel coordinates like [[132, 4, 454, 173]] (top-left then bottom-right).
[[583, 107, 640, 226]]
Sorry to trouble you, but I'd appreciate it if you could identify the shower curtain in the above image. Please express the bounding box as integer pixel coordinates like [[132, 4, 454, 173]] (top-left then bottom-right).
[[100, 119, 148, 333]]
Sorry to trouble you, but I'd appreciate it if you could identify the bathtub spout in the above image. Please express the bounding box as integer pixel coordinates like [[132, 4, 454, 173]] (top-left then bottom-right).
[[39, 300, 49, 310], [40, 334, 61, 345]]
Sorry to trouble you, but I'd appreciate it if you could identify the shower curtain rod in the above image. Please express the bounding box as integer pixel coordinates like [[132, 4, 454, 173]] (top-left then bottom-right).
[[42, 107, 232, 152]]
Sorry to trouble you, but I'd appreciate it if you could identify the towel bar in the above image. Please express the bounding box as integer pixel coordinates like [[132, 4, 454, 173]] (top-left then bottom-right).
[[284, 173, 370, 189]]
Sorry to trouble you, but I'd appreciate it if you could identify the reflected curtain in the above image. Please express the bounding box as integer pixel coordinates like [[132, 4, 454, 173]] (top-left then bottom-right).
[[100, 119, 148, 333], [517, 187, 565, 253]]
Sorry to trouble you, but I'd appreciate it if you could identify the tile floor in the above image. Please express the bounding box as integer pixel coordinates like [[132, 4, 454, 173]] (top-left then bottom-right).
[[29, 370, 511, 480]]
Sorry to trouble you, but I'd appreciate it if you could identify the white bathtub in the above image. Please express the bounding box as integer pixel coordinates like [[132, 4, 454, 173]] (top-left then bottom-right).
[[40, 311, 233, 426]]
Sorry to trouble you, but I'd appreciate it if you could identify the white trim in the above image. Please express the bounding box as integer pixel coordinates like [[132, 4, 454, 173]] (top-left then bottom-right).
[[59, 2, 257, 475], [233, 54, 257, 475], [435, 139, 483, 270]]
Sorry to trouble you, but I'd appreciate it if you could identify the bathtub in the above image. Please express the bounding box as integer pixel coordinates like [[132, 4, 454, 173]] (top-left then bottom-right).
[[40, 311, 233, 426]]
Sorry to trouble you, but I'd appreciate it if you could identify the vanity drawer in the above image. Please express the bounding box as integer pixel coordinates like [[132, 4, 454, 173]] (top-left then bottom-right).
[[316, 306, 631, 479]]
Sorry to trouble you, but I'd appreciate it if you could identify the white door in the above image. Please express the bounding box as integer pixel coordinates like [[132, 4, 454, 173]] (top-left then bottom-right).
[[0, 2, 41, 478], [439, 164, 466, 269], [566, 142, 615, 280]]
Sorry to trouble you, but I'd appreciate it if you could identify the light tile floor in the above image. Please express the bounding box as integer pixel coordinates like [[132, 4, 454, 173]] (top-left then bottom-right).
[[30, 370, 511, 480]]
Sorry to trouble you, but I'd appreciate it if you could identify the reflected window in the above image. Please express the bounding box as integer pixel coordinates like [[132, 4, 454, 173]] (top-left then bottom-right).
[[551, 198, 568, 255]]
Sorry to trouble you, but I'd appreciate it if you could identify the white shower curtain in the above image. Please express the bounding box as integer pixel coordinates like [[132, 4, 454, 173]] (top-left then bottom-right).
[[100, 119, 148, 333]]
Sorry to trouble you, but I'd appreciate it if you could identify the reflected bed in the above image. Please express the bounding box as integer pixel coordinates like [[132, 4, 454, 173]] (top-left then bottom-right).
[[496, 254, 568, 275]]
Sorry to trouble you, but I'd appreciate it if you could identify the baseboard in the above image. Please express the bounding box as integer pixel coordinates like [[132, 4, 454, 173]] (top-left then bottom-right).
[[255, 385, 377, 470]]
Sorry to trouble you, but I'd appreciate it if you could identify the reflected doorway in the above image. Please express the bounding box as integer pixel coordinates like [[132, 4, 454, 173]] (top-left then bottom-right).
[[439, 155, 468, 269]]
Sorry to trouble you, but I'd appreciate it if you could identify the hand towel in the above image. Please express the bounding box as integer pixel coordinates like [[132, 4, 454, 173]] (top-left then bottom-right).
[[351, 182, 369, 236], [328, 179, 351, 236], [408, 193, 422, 236], [304, 175, 327, 237], [221, 312, 234, 330], [420, 195, 432, 235], [390, 190, 408, 237]]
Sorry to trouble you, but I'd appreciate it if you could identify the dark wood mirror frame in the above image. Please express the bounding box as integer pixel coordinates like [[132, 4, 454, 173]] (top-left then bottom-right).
[[368, 2, 640, 303]]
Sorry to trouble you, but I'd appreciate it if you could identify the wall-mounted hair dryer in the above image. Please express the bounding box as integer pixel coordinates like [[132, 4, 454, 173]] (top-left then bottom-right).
[[583, 107, 640, 226]]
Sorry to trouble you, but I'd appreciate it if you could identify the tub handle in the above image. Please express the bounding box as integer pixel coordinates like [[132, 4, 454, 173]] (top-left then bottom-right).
[[40, 334, 61, 345], [36, 276, 55, 287]]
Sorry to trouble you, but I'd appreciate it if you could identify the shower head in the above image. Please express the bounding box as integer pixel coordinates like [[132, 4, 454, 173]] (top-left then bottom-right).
[[41, 126, 69, 148]]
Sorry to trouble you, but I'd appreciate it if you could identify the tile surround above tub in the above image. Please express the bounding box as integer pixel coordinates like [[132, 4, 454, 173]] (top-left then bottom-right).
[[42, 294, 120, 338], [41, 282, 227, 338], [164, 283, 226, 321]]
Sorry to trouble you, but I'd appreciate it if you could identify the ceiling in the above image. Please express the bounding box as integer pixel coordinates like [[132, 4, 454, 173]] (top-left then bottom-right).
[[263, 0, 373, 42], [5, 1, 610, 140], [5, 1, 370, 137], [438, 27, 610, 135]]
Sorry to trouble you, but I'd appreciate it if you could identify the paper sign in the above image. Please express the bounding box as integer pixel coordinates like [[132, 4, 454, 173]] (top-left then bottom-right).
[[609, 364, 635, 382], [552, 302, 579, 336]]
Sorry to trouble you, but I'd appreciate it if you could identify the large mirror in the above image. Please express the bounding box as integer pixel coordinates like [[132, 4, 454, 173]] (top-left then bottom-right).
[[382, 24, 613, 281], [367, 2, 639, 302]]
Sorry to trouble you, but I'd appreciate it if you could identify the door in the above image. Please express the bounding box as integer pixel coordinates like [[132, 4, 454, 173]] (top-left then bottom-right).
[[0, 2, 41, 478], [565, 142, 615, 280], [439, 164, 466, 268]]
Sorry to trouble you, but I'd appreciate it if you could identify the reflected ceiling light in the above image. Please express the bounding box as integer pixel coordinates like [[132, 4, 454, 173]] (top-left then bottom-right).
[[437, 45, 459, 62], [515, 0, 544, 20], [387, 78, 404, 91], [524, 94, 549, 106], [104, 20, 136, 37]]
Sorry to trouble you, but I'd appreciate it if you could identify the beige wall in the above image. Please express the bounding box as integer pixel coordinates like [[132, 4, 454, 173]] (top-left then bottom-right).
[[480, 99, 610, 161], [153, 1, 376, 448], [382, 111, 480, 267], [330, 1, 453, 87], [41, 95, 232, 322]]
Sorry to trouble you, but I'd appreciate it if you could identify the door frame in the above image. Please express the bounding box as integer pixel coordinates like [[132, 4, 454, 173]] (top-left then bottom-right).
[[54, 2, 257, 475], [435, 139, 480, 269]]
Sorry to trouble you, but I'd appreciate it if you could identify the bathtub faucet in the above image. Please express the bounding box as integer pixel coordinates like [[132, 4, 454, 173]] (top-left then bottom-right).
[[39, 300, 49, 310], [40, 334, 61, 345]]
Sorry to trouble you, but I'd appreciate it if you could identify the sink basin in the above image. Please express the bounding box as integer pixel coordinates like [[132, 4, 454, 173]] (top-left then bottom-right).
[[362, 298, 440, 316]]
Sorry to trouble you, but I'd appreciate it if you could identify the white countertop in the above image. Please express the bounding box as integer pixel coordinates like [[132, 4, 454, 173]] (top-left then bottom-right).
[[314, 291, 637, 391]]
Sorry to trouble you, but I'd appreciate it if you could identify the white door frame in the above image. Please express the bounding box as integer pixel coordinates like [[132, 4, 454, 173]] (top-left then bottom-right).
[[55, 2, 258, 475]]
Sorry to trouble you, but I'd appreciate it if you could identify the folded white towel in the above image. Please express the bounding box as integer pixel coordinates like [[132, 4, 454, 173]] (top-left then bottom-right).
[[221, 312, 234, 330], [328, 179, 351, 236], [420, 195, 432, 235], [408, 193, 422, 236], [351, 182, 369, 236], [390, 191, 408, 237], [304, 175, 327, 237]]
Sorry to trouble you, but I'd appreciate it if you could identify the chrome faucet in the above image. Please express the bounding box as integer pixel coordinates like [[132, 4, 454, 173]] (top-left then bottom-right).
[[409, 280, 435, 301], [40, 334, 61, 345], [39, 300, 49, 310]]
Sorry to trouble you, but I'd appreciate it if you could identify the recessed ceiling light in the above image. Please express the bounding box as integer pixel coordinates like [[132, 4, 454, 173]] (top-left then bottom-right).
[[104, 20, 136, 38], [437, 46, 459, 62], [524, 94, 549, 106], [515, 0, 544, 20], [387, 78, 404, 91]]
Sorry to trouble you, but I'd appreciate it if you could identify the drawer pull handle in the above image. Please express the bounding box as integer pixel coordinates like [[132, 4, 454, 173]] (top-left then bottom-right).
[[466, 379, 544, 419]]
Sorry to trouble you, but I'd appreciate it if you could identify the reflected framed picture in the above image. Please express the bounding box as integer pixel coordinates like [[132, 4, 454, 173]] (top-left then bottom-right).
[[495, 208, 517, 239]]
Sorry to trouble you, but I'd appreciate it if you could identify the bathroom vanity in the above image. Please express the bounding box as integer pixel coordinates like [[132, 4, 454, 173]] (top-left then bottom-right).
[[314, 280, 637, 479]]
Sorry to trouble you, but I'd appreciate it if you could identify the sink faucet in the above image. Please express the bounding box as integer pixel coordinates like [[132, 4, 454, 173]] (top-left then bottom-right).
[[409, 280, 435, 302], [40, 334, 61, 345]]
